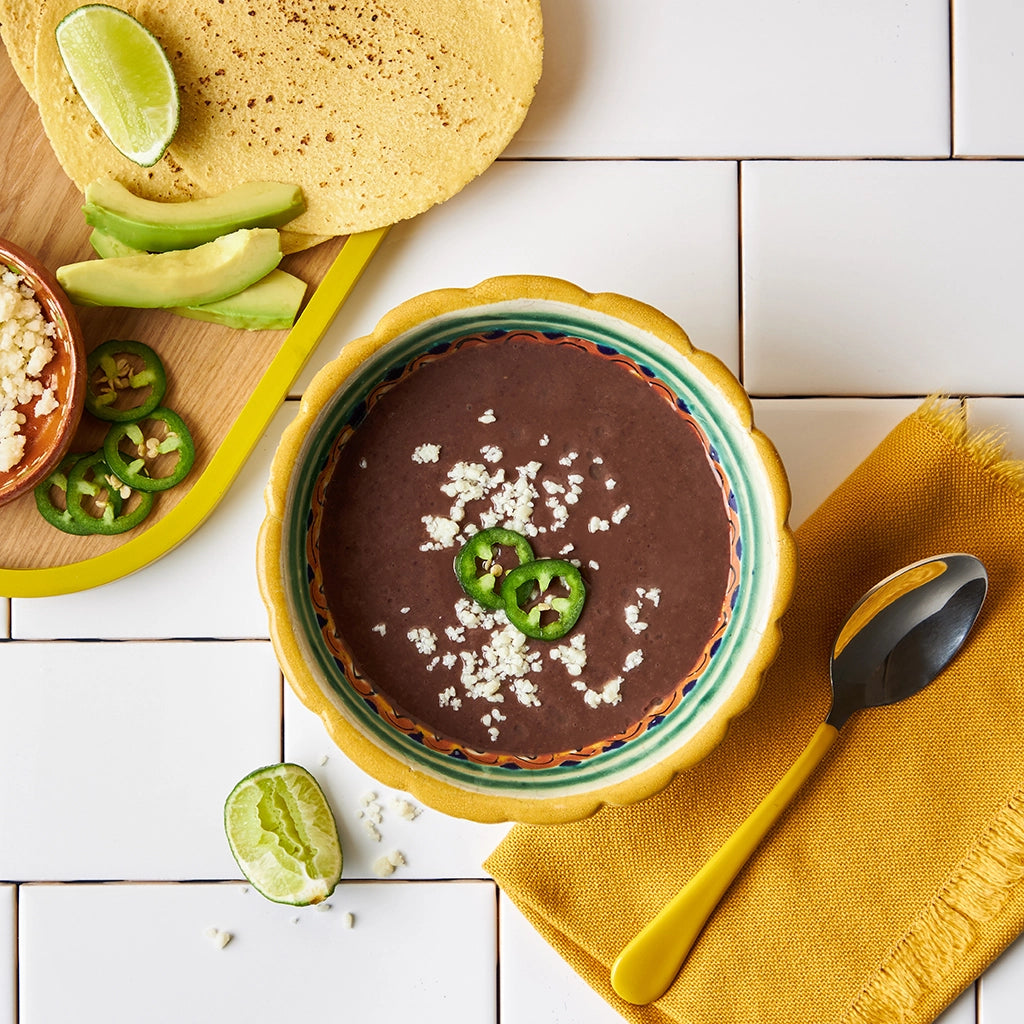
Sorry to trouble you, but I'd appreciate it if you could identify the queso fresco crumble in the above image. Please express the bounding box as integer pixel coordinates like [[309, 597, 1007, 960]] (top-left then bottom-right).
[[0, 266, 59, 474], [376, 408, 661, 746]]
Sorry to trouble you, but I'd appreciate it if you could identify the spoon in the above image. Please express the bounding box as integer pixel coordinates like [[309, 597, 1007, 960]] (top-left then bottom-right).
[[610, 552, 989, 1006]]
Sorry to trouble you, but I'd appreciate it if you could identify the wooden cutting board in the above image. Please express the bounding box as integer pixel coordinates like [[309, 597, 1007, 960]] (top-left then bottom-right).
[[0, 42, 387, 598]]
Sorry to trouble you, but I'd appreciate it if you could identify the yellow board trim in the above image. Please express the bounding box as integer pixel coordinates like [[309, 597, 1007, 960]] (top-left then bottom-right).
[[0, 226, 388, 599]]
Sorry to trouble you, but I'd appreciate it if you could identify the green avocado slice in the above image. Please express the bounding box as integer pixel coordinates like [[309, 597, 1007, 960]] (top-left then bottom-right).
[[83, 177, 306, 252], [175, 269, 307, 330], [57, 228, 283, 308], [88, 229, 306, 330]]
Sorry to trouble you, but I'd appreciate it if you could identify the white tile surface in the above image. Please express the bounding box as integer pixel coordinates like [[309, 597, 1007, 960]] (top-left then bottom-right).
[[0, 887, 13, 1024], [954, 0, 1024, 156], [751, 398, 923, 527], [284, 686, 512, 880], [7, 0, 1024, 1019], [10, 403, 298, 641], [508, 0, 950, 158], [938, 986, 978, 1024], [499, 893, 623, 1024], [966, 398, 1024, 459], [0, 641, 280, 880], [18, 880, 497, 1024], [299, 159, 741, 388], [743, 160, 1024, 396], [978, 930, 1024, 1023]]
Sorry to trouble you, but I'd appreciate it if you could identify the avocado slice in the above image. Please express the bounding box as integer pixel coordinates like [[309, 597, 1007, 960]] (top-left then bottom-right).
[[83, 177, 306, 252], [88, 229, 306, 329], [175, 269, 307, 330], [57, 228, 283, 308]]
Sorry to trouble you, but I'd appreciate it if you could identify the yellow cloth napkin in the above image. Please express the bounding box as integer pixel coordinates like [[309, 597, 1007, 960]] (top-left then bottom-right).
[[486, 398, 1024, 1024]]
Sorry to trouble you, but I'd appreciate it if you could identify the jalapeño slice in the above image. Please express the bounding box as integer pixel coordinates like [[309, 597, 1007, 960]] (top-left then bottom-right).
[[85, 338, 167, 422], [502, 558, 586, 641], [454, 527, 536, 609], [63, 451, 148, 534], [102, 406, 195, 492], [34, 452, 93, 534]]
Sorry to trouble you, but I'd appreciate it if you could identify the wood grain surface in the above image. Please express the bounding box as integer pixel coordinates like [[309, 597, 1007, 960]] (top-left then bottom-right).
[[0, 41, 348, 574]]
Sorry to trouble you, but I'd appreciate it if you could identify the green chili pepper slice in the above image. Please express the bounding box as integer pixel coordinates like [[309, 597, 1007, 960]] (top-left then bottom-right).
[[63, 451, 156, 535], [102, 406, 195, 492], [454, 527, 536, 609], [34, 452, 95, 534], [501, 558, 587, 641], [85, 339, 167, 422]]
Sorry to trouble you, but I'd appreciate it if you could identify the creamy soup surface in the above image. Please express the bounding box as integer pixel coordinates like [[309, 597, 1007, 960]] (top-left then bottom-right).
[[317, 330, 733, 759]]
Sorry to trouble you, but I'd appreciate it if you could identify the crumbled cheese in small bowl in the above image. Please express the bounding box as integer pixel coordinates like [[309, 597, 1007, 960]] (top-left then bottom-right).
[[0, 238, 86, 508]]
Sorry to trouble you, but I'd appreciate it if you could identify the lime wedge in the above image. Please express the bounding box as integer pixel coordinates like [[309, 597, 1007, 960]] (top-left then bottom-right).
[[224, 763, 343, 906], [55, 4, 179, 167]]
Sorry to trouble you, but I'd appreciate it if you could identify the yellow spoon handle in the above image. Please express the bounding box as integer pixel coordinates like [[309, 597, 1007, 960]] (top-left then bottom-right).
[[610, 721, 840, 1006]]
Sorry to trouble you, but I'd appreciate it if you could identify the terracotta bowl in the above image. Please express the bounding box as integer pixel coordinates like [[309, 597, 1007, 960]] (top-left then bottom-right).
[[0, 237, 86, 508], [258, 276, 796, 824]]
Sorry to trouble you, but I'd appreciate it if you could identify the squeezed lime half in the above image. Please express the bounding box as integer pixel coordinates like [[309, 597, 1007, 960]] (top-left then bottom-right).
[[224, 763, 343, 906], [55, 4, 180, 167]]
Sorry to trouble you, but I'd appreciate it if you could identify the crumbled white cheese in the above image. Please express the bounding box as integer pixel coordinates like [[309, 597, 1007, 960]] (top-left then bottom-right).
[[605, 478, 617, 490], [588, 516, 610, 533], [204, 927, 232, 949], [558, 451, 579, 466], [372, 623, 386, 636], [480, 444, 503, 463], [611, 504, 631, 524], [372, 850, 406, 877], [458, 622, 542, 705], [622, 649, 644, 672], [477, 408, 496, 424], [420, 513, 461, 550], [412, 443, 441, 464], [439, 685, 462, 710], [391, 797, 421, 821], [550, 634, 587, 676], [538, 433, 550, 446], [583, 676, 624, 708], [0, 267, 58, 473], [407, 627, 438, 655], [625, 603, 648, 635]]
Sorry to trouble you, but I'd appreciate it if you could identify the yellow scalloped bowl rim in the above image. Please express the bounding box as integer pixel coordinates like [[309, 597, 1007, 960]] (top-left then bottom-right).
[[258, 275, 796, 824]]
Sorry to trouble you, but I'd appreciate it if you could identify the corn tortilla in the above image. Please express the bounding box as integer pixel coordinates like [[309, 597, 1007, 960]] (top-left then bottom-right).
[[147, 0, 543, 235], [1, 0, 41, 99]]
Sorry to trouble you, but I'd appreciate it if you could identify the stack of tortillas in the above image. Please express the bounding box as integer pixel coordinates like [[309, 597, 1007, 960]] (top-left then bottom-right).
[[1, 0, 543, 247]]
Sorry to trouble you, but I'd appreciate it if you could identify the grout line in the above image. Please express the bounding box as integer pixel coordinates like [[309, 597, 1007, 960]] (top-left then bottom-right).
[[736, 161, 745, 387], [12, 884, 17, 1024], [494, 882, 502, 1024], [949, 0, 956, 158]]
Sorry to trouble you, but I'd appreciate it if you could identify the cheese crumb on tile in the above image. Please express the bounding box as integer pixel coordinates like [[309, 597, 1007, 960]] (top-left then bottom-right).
[[204, 927, 232, 949], [372, 850, 406, 877], [391, 797, 421, 820]]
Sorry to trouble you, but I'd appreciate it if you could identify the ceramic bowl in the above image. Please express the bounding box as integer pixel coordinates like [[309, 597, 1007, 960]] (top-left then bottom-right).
[[258, 276, 795, 824], [0, 237, 86, 508]]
